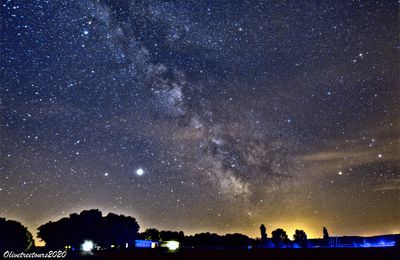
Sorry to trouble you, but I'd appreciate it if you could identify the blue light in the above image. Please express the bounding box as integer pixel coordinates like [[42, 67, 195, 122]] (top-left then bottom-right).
[[361, 240, 395, 248], [135, 240, 158, 248], [377, 241, 395, 247]]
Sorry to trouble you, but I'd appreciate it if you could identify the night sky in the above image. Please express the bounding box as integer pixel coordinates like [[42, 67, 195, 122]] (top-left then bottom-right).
[[1, 0, 399, 242]]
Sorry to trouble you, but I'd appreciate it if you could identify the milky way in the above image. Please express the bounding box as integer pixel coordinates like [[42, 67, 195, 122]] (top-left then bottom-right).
[[1, 1, 399, 240]]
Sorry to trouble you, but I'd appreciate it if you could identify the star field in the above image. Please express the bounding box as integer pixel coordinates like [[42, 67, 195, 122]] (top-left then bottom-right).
[[1, 0, 399, 240]]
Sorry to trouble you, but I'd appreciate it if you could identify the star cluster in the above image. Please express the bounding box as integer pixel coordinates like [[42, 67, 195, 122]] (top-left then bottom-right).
[[1, 0, 399, 239]]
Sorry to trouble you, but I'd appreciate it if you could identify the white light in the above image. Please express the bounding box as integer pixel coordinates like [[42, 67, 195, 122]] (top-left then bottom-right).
[[338, 171, 343, 175], [104, 172, 109, 177], [81, 240, 94, 252], [136, 168, 144, 176], [378, 154, 383, 158], [165, 241, 179, 250]]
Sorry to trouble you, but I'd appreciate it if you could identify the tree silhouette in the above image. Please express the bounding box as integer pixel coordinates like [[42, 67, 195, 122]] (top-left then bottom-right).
[[271, 228, 289, 248], [223, 233, 251, 247], [103, 212, 140, 247], [185, 232, 223, 247], [293, 229, 308, 248], [260, 224, 267, 243], [323, 227, 330, 246], [0, 218, 34, 252], [38, 210, 103, 249], [37, 209, 139, 249], [142, 228, 160, 241], [160, 230, 185, 242]]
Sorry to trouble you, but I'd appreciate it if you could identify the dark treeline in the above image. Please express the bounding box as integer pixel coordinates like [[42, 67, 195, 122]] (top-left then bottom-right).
[[140, 228, 252, 248], [37, 209, 140, 249], [1, 209, 399, 253], [185, 233, 251, 248], [37, 210, 256, 249]]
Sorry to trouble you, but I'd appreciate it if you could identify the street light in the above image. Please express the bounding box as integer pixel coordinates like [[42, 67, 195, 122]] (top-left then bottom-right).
[[81, 240, 94, 252]]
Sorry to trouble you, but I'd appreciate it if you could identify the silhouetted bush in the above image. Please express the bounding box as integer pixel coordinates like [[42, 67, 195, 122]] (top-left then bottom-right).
[[271, 228, 289, 248], [141, 228, 160, 241], [293, 229, 308, 248]]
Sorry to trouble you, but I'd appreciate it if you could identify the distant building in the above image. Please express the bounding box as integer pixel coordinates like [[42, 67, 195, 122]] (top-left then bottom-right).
[[135, 240, 158, 248]]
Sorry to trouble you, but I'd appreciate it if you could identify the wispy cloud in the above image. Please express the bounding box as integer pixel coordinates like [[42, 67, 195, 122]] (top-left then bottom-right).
[[374, 179, 400, 192], [297, 136, 399, 176]]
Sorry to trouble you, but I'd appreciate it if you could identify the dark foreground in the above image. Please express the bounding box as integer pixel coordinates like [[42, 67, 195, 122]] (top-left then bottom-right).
[[66, 248, 399, 260]]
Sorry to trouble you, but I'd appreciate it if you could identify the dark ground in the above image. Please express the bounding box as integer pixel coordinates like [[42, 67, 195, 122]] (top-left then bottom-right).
[[65, 248, 400, 260]]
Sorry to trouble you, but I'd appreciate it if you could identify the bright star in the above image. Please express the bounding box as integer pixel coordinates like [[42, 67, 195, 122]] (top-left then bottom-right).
[[136, 168, 144, 176]]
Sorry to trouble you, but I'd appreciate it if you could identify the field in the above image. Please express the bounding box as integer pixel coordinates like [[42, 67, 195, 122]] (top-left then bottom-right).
[[64, 247, 399, 260]]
